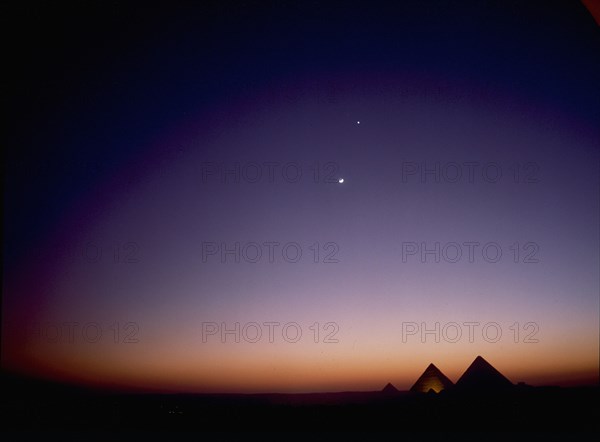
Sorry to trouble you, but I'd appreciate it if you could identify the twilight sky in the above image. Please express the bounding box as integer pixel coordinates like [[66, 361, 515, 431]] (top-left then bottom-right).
[[3, 1, 599, 392]]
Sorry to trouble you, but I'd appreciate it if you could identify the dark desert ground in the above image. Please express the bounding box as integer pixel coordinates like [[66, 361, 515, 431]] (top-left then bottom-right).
[[2, 358, 598, 435]]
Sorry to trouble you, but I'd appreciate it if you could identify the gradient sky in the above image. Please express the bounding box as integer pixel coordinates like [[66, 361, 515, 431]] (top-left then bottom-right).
[[3, 1, 599, 392]]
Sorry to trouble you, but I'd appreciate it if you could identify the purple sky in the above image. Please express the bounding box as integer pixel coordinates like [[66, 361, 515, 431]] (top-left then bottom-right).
[[3, 2, 599, 392]]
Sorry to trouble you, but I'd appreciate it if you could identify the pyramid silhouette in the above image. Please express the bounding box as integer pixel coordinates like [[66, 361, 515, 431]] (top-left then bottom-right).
[[410, 363, 454, 393], [455, 356, 513, 390], [381, 382, 399, 394]]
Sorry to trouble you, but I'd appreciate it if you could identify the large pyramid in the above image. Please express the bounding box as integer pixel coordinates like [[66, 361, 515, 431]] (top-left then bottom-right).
[[455, 356, 513, 390], [410, 363, 454, 393]]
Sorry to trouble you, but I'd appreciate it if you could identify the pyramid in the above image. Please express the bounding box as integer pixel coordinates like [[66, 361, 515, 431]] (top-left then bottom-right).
[[381, 382, 399, 394], [410, 363, 454, 393], [455, 356, 513, 390]]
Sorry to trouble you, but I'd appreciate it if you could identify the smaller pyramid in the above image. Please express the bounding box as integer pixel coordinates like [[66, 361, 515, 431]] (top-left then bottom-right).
[[381, 382, 399, 394], [410, 363, 454, 393], [455, 356, 513, 390]]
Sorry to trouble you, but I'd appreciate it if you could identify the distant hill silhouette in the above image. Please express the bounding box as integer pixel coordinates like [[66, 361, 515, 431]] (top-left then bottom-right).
[[410, 363, 454, 393], [455, 356, 513, 391]]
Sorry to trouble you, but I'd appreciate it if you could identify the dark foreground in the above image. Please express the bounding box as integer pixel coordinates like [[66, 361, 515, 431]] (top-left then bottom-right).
[[1, 372, 598, 437]]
